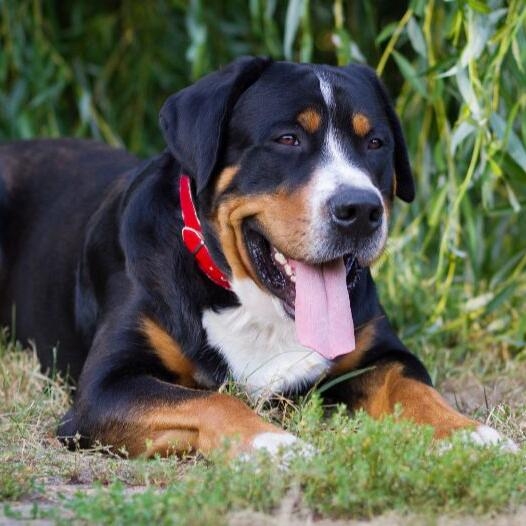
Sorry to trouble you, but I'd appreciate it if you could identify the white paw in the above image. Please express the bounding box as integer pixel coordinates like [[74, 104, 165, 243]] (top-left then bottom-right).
[[243, 432, 315, 467], [251, 432, 299, 455], [467, 425, 519, 453]]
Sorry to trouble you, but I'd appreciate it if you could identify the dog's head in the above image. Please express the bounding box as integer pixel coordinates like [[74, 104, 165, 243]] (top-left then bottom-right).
[[160, 57, 413, 341]]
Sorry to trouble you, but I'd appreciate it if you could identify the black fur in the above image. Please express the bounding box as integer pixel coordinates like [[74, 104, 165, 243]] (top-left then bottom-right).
[[0, 174, 7, 283]]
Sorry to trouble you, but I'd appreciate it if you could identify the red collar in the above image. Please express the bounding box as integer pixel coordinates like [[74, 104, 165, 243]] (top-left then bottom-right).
[[179, 174, 231, 290]]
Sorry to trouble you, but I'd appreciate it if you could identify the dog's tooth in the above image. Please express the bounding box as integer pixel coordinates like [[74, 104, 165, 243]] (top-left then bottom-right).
[[284, 264, 293, 276], [290, 275, 296, 283], [274, 252, 287, 266]]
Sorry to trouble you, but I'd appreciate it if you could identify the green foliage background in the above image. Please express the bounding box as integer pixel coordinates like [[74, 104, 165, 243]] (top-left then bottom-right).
[[1, 0, 525, 373]]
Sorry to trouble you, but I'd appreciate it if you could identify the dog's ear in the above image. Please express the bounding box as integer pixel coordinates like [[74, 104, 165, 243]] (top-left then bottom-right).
[[159, 56, 271, 193], [348, 64, 415, 203], [381, 84, 415, 203]]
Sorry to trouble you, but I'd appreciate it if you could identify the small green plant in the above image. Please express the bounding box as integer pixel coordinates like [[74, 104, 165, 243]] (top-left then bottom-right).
[[0, 463, 38, 500]]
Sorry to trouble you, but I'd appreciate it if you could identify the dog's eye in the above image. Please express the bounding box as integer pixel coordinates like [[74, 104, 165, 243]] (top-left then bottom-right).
[[368, 137, 383, 150], [276, 134, 300, 147]]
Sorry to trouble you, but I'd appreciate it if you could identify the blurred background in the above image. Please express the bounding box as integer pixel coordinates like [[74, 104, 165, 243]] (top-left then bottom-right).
[[0, 0, 525, 378]]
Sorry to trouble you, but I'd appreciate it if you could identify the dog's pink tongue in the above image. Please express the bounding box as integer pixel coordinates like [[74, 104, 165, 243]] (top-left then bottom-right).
[[293, 258, 355, 360]]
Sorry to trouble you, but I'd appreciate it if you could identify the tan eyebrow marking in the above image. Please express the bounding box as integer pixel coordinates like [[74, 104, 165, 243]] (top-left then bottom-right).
[[297, 108, 322, 133], [352, 112, 372, 137]]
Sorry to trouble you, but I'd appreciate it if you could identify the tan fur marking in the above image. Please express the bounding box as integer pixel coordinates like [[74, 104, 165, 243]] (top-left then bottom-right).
[[329, 321, 377, 376], [137, 393, 280, 458], [215, 165, 239, 197], [142, 317, 197, 388], [212, 196, 256, 280], [143, 429, 198, 457], [212, 184, 311, 283], [297, 108, 322, 133], [359, 364, 477, 438], [352, 112, 371, 137]]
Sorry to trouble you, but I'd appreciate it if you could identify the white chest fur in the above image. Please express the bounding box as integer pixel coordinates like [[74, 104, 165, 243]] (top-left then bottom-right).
[[202, 279, 330, 397]]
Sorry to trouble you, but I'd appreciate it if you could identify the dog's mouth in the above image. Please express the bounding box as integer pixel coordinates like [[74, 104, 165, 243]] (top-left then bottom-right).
[[243, 222, 360, 359], [243, 224, 361, 320], [245, 227, 297, 317]]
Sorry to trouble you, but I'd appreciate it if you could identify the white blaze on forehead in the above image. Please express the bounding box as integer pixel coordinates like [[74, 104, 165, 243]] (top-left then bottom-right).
[[317, 73, 335, 108], [314, 72, 381, 195]]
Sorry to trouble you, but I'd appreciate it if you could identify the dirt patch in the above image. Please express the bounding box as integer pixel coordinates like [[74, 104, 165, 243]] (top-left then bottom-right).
[[227, 508, 526, 526], [440, 365, 526, 413], [4, 499, 525, 526]]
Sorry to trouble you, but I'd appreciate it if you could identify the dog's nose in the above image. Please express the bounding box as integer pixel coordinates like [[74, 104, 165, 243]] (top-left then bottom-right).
[[328, 188, 383, 235]]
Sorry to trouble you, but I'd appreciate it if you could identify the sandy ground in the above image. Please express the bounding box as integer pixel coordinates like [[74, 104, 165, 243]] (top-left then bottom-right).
[[441, 372, 526, 415], [3, 499, 525, 526], [228, 508, 526, 526]]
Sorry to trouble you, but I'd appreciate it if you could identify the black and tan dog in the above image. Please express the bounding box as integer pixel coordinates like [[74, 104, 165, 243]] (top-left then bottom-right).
[[0, 57, 514, 457]]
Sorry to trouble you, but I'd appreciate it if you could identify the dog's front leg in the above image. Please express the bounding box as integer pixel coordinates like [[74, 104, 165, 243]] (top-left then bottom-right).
[[332, 361, 476, 436], [326, 349, 517, 449], [59, 376, 298, 458], [58, 314, 297, 458]]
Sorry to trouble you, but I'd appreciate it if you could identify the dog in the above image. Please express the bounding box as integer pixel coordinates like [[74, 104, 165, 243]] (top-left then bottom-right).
[[0, 57, 515, 458]]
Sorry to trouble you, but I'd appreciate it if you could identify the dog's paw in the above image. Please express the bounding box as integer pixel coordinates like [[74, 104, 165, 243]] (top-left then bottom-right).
[[466, 425, 519, 453], [241, 432, 314, 467], [251, 432, 299, 455]]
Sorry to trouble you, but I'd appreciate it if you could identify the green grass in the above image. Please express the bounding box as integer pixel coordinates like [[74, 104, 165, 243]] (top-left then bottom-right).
[[1, 334, 525, 523], [26, 427, 526, 524]]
